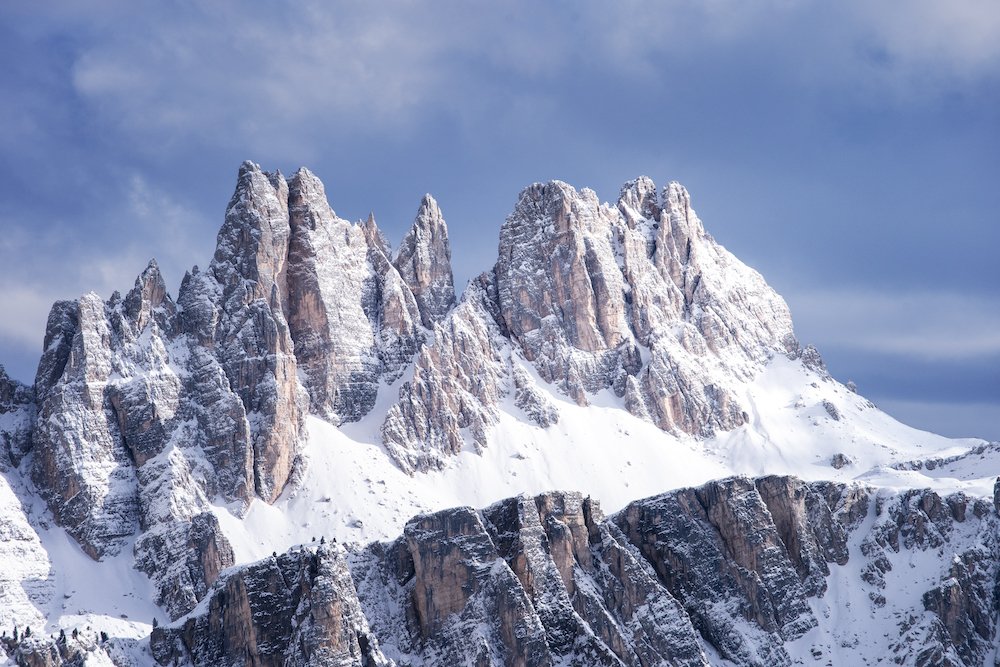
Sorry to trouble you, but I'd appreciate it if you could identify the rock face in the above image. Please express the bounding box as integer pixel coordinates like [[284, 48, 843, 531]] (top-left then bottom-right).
[[0, 364, 34, 468], [617, 477, 829, 666], [31, 292, 142, 560], [27, 262, 239, 617], [393, 194, 457, 330], [206, 163, 306, 504], [381, 274, 509, 470], [17, 162, 461, 620], [151, 543, 390, 667], [479, 492, 707, 666], [159, 491, 709, 666], [285, 169, 431, 425], [13, 164, 993, 663], [861, 489, 1000, 667], [383, 177, 798, 471], [152, 479, 1000, 667]]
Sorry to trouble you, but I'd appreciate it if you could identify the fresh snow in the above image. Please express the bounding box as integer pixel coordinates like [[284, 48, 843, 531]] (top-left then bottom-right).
[[0, 470, 157, 653], [216, 354, 992, 563], [2, 350, 995, 662]]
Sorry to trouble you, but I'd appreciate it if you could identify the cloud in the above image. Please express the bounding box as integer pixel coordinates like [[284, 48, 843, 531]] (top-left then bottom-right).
[[787, 289, 1000, 361], [65, 2, 462, 159], [850, 0, 1000, 81], [0, 285, 61, 350], [20, 0, 987, 162], [0, 171, 212, 380]]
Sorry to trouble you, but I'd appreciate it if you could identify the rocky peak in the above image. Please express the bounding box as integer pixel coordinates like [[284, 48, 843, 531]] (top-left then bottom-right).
[[660, 181, 704, 245], [31, 291, 140, 560], [0, 365, 27, 405], [285, 172, 423, 425], [393, 193, 457, 329], [123, 259, 175, 334], [212, 160, 290, 308], [33, 300, 79, 402], [205, 162, 306, 504], [496, 180, 631, 357], [617, 176, 661, 228], [287, 166, 328, 212], [362, 211, 391, 256], [382, 175, 801, 470]]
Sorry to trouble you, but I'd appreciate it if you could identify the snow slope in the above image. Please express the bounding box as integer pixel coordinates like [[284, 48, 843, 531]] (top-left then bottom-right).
[[3, 349, 991, 662], [216, 354, 989, 564]]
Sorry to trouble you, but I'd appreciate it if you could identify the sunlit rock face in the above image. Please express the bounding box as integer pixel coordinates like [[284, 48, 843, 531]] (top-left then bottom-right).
[[285, 168, 441, 427], [19, 162, 465, 619], [151, 478, 1000, 666], [383, 176, 798, 471], [394, 193, 457, 330]]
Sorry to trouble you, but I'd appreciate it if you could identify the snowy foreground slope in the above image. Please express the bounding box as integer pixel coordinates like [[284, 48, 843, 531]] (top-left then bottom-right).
[[0, 163, 997, 666]]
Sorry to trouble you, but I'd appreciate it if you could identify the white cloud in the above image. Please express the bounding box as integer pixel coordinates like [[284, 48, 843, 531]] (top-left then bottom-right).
[[787, 288, 1000, 360], [0, 285, 61, 350], [57, 1, 999, 158], [850, 0, 1000, 80]]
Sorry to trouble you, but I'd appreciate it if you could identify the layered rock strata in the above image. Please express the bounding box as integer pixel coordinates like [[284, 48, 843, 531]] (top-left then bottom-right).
[[151, 478, 1000, 666], [384, 177, 798, 471], [19, 162, 459, 620]]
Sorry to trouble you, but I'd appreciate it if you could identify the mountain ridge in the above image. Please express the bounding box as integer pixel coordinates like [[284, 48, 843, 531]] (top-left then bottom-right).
[[0, 162, 995, 666]]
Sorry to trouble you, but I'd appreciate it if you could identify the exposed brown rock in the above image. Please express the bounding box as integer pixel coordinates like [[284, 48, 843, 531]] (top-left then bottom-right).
[[151, 544, 389, 667], [209, 161, 307, 503]]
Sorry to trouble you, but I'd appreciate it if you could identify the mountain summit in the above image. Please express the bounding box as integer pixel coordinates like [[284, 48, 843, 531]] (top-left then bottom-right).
[[0, 163, 995, 666]]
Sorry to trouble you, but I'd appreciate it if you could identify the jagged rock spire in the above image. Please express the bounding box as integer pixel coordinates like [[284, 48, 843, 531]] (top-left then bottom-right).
[[394, 194, 457, 329], [208, 162, 305, 504], [123, 259, 175, 333], [285, 169, 423, 425]]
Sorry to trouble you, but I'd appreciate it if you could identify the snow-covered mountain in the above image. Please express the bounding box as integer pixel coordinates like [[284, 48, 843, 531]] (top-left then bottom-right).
[[0, 162, 996, 666]]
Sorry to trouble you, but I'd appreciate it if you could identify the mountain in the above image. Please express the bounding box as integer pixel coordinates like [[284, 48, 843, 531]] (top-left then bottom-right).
[[0, 162, 996, 666]]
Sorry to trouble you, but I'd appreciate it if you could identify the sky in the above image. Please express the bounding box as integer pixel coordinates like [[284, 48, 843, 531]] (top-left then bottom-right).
[[0, 1, 997, 439]]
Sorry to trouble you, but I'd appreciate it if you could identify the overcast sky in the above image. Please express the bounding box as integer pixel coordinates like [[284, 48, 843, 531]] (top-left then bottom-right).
[[1, 1, 997, 439]]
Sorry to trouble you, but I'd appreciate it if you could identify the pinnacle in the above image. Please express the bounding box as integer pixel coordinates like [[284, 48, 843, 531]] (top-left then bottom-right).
[[239, 159, 262, 175]]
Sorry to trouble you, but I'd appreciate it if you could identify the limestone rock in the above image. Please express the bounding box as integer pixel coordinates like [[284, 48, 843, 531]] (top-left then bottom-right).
[[31, 292, 140, 560], [151, 543, 390, 667], [147, 479, 1000, 667], [21, 162, 465, 621], [921, 547, 998, 666], [511, 366, 559, 428], [394, 194, 457, 329], [27, 262, 243, 618], [381, 273, 509, 472], [865, 490, 1000, 666], [754, 476, 856, 597], [0, 364, 34, 468], [496, 181, 638, 402], [208, 161, 307, 503], [616, 477, 817, 666], [286, 169, 423, 424], [482, 492, 708, 666], [384, 176, 798, 466]]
